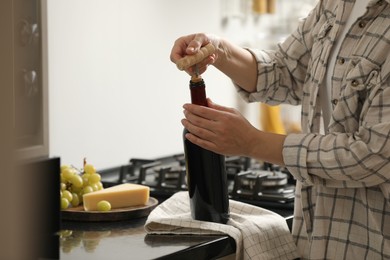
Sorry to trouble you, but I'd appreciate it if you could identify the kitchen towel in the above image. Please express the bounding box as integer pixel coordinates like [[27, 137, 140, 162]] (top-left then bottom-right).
[[144, 191, 299, 260]]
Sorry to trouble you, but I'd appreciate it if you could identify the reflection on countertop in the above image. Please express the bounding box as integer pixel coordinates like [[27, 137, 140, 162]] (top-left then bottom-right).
[[59, 217, 235, 260]]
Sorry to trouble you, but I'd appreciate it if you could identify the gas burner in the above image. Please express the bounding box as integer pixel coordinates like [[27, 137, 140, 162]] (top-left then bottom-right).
[[231, 170, 295, 203], [99, 154, 296, 209], [225, 156, 251, 177]]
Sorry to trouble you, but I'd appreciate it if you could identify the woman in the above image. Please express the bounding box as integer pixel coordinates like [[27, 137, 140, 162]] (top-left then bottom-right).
[[170, 0, 390, 259]]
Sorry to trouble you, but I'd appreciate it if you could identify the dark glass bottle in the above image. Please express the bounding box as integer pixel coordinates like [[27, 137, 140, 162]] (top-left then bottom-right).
[[183, 75, 230, 224]]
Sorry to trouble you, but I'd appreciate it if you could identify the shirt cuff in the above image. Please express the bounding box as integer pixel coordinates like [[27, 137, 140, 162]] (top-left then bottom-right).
[[283, 133, 316, 186], [233, 48, 277, 103]]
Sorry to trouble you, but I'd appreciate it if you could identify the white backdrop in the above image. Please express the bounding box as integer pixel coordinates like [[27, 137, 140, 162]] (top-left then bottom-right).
[[47, 0, 311, 170], [47, 0, 238, 169]]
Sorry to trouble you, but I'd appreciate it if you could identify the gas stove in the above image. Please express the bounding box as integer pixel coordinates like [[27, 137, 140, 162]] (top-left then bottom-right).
[[99, 154, 296, 213]]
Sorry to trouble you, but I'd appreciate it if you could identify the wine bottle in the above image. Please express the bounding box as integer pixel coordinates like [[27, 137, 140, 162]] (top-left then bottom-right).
[[183, 75, 230, 224]]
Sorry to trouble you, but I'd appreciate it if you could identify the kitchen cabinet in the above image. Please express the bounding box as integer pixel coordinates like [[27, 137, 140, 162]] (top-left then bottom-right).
[[0, 2, 54, 259], [14, 0, 49, 160], [0, 0, 15, 162], [0, 0, 49, 161]]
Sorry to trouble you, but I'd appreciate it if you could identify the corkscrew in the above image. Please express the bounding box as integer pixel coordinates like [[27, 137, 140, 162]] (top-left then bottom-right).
[[191, 63, 201, 82]]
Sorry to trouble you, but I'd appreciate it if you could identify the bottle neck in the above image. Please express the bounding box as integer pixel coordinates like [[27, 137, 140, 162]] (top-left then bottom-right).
[[189, 76, 207, 107]]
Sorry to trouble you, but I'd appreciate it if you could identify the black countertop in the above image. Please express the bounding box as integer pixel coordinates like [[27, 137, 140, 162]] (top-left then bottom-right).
[[59, 217, 236, 260], [59, 204, 293, 260]]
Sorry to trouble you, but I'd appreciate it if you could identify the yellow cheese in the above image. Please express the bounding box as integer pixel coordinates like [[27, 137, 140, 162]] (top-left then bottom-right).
[[83, 183, 150, 211]]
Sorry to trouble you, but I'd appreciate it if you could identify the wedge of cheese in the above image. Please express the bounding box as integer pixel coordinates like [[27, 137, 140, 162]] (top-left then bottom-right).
[[83, 183, 150, 211]]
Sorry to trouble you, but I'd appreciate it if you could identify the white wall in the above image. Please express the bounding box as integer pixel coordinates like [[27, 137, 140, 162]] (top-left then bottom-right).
[[47, 0, 234, 169], [47, 0, 314, 170]]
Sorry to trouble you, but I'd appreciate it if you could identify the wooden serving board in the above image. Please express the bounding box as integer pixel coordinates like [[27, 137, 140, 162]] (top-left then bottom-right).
[[61, 197, 158, 222]]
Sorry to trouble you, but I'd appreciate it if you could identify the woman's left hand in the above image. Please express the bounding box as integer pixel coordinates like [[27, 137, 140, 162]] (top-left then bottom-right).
[[181, 98, 258, 157]]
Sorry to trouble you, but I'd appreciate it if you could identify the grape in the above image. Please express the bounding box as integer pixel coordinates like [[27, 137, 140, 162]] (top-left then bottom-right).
[[90, 183, 99, 191], [96, 182, 103, 190], [61, 165, 70, 172], [88, 173, 101, 184], [81, 174, 90, 185], [70, 174, 83, 188], [83, 186, 94, 195], [61, 198, 70, 209], [62, 190, 73, 202], [60, 182, 67, 191], [84, 164, 96, 174], [62, 168, 75, 181], [71, 193, 80, 207], [97, 200, 111, 212]]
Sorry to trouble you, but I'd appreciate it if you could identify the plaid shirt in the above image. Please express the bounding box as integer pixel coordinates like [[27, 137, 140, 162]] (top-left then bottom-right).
[[237, 0, 390, 258]]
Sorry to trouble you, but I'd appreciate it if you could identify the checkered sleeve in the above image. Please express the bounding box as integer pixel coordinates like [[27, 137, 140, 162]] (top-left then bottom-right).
[[236, 0, 322, 106]]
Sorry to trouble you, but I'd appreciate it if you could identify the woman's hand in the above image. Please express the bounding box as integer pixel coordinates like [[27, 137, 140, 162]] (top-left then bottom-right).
[[182, 99, 287, 165], [170, 33, 258, 92], [170, 33, 221, 76], [182, 98, 258, 157]]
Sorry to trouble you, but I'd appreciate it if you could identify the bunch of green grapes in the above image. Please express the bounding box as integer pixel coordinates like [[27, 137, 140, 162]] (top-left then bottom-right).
[[60, 160, 104, 209]]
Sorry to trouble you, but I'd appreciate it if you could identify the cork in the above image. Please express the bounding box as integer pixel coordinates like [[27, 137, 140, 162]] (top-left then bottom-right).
[[191, 74, 202, 83], [176, 43, 216, 71]]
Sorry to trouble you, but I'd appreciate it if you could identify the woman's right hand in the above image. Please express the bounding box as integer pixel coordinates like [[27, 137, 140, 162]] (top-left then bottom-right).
[[170, 33, 221, 76], [171, 32, 257, 94]]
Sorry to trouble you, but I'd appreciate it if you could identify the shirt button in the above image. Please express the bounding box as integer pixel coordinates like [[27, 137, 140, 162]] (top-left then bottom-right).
[[332, 99, 338, 106], [351, 80, 359, 87], [338, 58, 345, 65], [359, 21, 366, 28]]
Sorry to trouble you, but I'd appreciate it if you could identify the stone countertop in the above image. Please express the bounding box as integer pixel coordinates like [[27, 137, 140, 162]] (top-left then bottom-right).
[[59, 217, 236, 260]]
